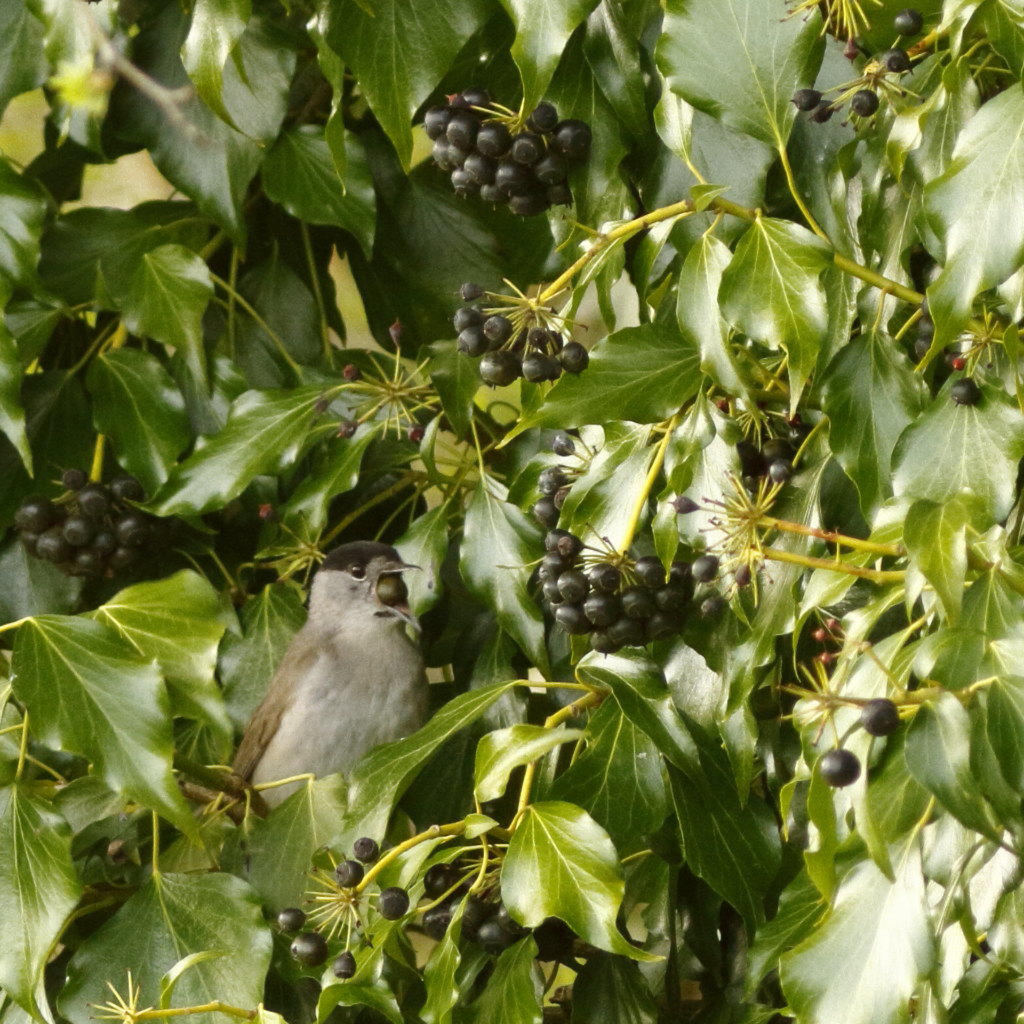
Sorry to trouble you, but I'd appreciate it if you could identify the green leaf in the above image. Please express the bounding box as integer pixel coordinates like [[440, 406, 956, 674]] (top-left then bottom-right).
[[719, 218, 830, 409], [780, 847, 935, 1024], [657, 0, 822, 147], [571, 953, 658, 1024], [150, 386, 331, 516], [464, 936, 541, 1024], [502, 801, 658, 960], [324, 0, 492, 169], [677, 234, 746, 400], [119, 244, 213, 389], [343, 681, 518, 846], [550, 701, 668, 846], [513, 322, 702, 433], [460, 477, 549, 674], [0, 314, 30, 474], [903, 498, 970, 621], [924, 84, 1024, 346], [891, 381, 1024, 528], [421, 903, 471, 1024], [904, 693, 1002, 840], [59, 873, 272, 1024], [262, 127, 376, 257], [11, 617, 197, 838], [227, 775, 346, 910], [426, 340, 478, 440], [394, 503, 450, 616], [218, 582, 305, 729], [985, 677, 1024, 794], [819, 331, 928, 519], [86, 349, 191, 495], [0, 3, 45, 118], [475, 725, 584, 803], [180, 0, 251, 129], [0, 159, 46, 291], [499, 0, 600, 114], [668, 724, 782, 932], [0, 786, 82, 1024], [89, 571, 233, 734]]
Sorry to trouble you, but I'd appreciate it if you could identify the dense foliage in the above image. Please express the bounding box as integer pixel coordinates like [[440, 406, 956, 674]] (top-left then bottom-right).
[[3, 0, 1024, 1021]]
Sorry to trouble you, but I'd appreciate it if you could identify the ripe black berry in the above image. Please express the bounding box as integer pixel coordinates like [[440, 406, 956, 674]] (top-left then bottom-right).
[[63, 515, 95, 547], [880, 47, 911, 73], [850, 90, 879, 117], [551, 431, 576, 457], [511, 132, 545, 165], [476, 122, 512, 158], [672, 495, 700, 515], [115, 511, 151, 548], [479, 350, 521, 387], [459, 282, 484, 301], [810, 101, 834, 123], [424, 107, 452, 140], [533, 497, 559, 527], [590, 629, 621, 654], [463, 152, 496, 185], [335, 859, 364, 887], [458, 327, 489, 357], [559, 341, 589, 373], [950, 378, 980, 405], [377, 886, 410, 920], [654, 582, 689, 612], [110, 474, 145, 502], [792, 88, 823, 111], [476, 917, 517, 955], [277, 907, 306, 933], [538, 466, 568, 496], [542, 579, 563, 604], [544, 528, 576, 554], [62, 468, 87, 491], [457, 86, 491, 109], [37, 528, 71, 563], [860, 698, 900, 736], [77, 483, 110, 519], [533, 152, 568, 185], [110, 546, 140, 570], [483, 315, 513, 345], [552, 120, 592, 160], [522, 351, 561, 382], [494, 160, 532, 196], [768, 459, 792, 484], [700, 595, 725, 617], [893, 8, 923, 34], [332, 951, 357, 979], [819, 748, 861, 787], [736, 440, 765, 477], [555, 603, 591, 635], [353, 837, 379, 863], [446, 111, 479, 149], [633, 556, 665, 588], [290, 931, 328, 966], [583, 592, 620, 628], [762, 438, 794, 462], [557, 569, 589, 603], [587, 563, 621, 594], [423, 902, 454, 939], [691, 554, 720, 583], [424, 862, 458, 898], [620, 586, 656, 620], [14, 497, 57, 533], [607, 616, 645, 647], [509, 192, 549, 216], [547, 183, 573, 206], [451, 168, 478, 197], [526, 102, 559, 133], [646, 611, 681, 641]]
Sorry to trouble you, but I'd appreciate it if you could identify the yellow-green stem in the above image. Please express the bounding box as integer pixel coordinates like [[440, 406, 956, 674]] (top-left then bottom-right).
[[15, 710, 29, 781], [759, 516, 902, 556], [777, 144, 826, 240], [208, 275, 302, 376], [132, 1002, 255, 1022], [620, 413, 680, 553], [90, 434, 106, 482], [357, 821, 469, 891], [763, 546, 905, 583]]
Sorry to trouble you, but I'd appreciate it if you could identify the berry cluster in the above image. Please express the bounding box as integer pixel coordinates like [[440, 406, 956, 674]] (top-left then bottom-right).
[[425, 89, 592, 216], [819, 698, 902, 788], [454, 284, 588, 387], [13, 469, 164, 577], [791, 10, 922, 124]]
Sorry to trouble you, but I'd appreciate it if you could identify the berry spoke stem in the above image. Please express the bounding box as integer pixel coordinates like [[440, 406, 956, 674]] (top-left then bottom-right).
[[762, 546, 905, 582]]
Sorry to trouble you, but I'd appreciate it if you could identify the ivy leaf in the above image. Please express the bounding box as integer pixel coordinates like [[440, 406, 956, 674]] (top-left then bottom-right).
[[343, 681, 519, 846], [820, 332, 927, 519], [475, 725, 585, 803], [0, 314, 30, 474], [780, 847, 935, 1024], [0, 786, 82, 1024], [218, 582, 305, 729], [892, 381, 1024, 528], [59, 873, 272, 1024], [719, 218, 830, 409], [11, 617, 197, 838], [571, 954, 659, 1024], [498, 0, 601, 115], [180, 0, 251, 129], [323, 0, 492, 169], [0, 159, 46, 291], [905, 694, 1002, 840], [86, 348, 191, 495], [657, 0, 823, 148], [903, 498, 970, 621], [502, 801, 659, 961], [550, 701, 668, 846], [0, 4, 45, 118], [463, 936, 541, 1024], [985, 677, 1024, 794], [261, 127, 376, 257], [512, 322, 702, 433], [89, 571, 233, 735], [427, 339, 478, 440], [461, 477, 549, 674], [149, 386, 331, 516], [924, 84, 1024, 347], [226, 775, 346, 910]]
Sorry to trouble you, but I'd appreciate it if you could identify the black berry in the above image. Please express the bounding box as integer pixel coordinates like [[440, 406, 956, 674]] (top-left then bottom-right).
[[459, 282, 484, 301], [850, 90, 879, 117], [526, 102, 559, 133], [353, 837, 380, 863], [583, 592, 620, 628], [511, 131, 545, 165], [446, 111, 479, 149], [700, 595, 726, 617], [810, 101, 834, 123], [377, 886, 410, 920], [476, 122, 512, 158], [880, 47, 911, 73], [552, 120, 592, 160], [522, 351, 561, 382], [633, 556, 665, 588], [332, 951, 357, 979], [551, 431, 576, 457], [559, 341, 589, 373], [458, 327, 489, 357], [424, 107, 452, 140], [424, 863, 458, 898], [557, 569, 589, 603], [620, 585, 656, 620], [607, 616, 645, 647], [62, 515, 95, 547], [36, 528, 71, 563], [691, 554, 720, 583], [538, 466, 568, 496], [555, 603, 591, 635], [672, 495, 700, 515], [768, 459, 792, 484], [792, 88, 823, 111], [479, 350, 521, 387], [860, 698, 900, 736], [950, 378, 980, 405], [77, 483, 111, 519], [277, 907, 306, 932], [483, 315, 513, 344], [893, 8, 923, 34], [423, 901, 454, 939], [476, 917, 517, 955], [110, 474, 145, 502], [14, 497, 57, 533], [335, 859, 364, 887], [819, 748, 861, 787], [61, 468, 87, 491], [115, 511, 151, 548], [587, 563, 621, 594], [290, 931, 328, 966], [533, 497, 559, 528]]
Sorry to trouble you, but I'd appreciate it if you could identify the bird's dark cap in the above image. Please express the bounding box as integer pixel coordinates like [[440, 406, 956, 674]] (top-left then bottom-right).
[[321, 541, 408, 574]]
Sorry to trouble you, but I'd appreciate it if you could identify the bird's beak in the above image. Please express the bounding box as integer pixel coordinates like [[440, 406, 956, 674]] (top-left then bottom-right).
[[376, 564, 421, 630]]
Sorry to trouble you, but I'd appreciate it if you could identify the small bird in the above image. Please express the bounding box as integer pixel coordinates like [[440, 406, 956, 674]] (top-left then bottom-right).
[[233, 541, 428, 809]]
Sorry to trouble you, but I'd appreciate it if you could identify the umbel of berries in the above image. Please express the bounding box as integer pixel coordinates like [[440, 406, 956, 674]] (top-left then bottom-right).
[[425, 89, 592, 216]]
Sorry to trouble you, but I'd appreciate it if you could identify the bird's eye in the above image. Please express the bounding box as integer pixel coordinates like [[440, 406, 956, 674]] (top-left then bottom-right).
[[349, 564, 366, 579]]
